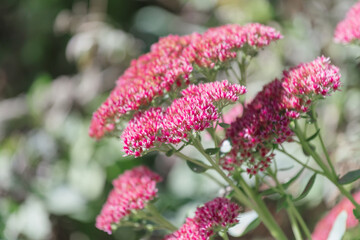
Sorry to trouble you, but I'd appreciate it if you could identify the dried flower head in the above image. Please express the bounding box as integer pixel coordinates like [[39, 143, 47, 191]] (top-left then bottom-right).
[[334, 1, 360, 44], [96, 166, 162, 234], [165, 197, 240, 240], [312, 191, 360, 240]]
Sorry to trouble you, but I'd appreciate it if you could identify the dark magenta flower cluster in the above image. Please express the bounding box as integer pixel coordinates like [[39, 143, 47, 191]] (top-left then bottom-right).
[[222, 57, 341, 174], [164, 197, 240, 240]]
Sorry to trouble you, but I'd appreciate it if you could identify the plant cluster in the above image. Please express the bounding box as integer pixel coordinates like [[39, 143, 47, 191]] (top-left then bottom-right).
[[90, 2, 360, 239]]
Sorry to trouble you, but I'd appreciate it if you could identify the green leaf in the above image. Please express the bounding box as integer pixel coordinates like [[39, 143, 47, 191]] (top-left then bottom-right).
[[240, 218, 261, 236], [278, 165, 294, 172], [186, 160, 207, 173], [196, 134, 202, 142], [294, 174, 317, 201], [306, 129, 320, 142], [283, 166, 306, 189], [219, 123, 231, 128], [204, 147, 220, 155], [353, 208, 360, 220], [302, 143, 316, 156], [260, 188, 278, 196], [276, 196, 288, 212], [338, 169, 360, 185], [165, 149, 174, 157]]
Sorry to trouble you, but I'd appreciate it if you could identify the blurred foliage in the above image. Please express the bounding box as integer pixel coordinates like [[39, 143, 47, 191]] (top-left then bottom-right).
[[1, 0, 360, 239]]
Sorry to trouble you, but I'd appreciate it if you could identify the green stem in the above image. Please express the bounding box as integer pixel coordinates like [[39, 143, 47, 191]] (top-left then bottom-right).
[[268, 169, 312, 239], [172, 150, 212, 170], [219, 230, 230, 240], [290, 204, 313, 239], [277, 147, 324, 175], [192, 137, 287, 240], [311, 106, 337, 177], [146, 204, 177, 232], [287, 205, 303, 240], [238, 56, 247, 86], [294, 121, 360, 211], [203, 172, 226, 187]]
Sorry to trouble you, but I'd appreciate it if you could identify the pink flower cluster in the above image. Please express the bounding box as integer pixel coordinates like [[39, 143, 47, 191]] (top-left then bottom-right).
[[334, 0, 360, 44], [281, 56, 341, 118], [96, 166, 162, 234], [122, 80, 246, 156], [312, 191, 360, 240], [222, 57, 341, 174], [165, 197, 240, 240], [89, 24, 281, 139], [183, 23, 283, 69]]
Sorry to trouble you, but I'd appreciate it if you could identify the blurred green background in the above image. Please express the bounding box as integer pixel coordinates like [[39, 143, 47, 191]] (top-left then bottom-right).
[[1, 0, 360, 239]]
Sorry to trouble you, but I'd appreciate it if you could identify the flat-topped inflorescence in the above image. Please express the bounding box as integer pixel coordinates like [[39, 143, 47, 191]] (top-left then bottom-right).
[[334, 0, 360, 44], [183, 23, 282, 69], [281, 56, 341, 118], [89, 24, 281, 139], [95, 166, 162, 234], [164, 197, 240, 240], [121, 80, 246, 157], [181, 80, 247, 103]]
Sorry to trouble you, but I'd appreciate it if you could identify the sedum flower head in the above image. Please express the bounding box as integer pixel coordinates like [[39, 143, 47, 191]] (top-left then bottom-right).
[[183, 23, 282, 69], [221, 80, 293, 174], [96, 166, 162, 234], [165, 197, 240, 240], [281, 56, 341, 117], [121, 81, 246, 157], [222, 57, 340, 174], [334, 1, 360, 44], [89, 34, 193, 139], [89, 24, 280, 139], [312, 191, 360, 240]]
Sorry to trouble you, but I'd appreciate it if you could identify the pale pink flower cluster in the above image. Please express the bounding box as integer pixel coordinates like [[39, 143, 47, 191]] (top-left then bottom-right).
[[121, 80, 246, 156], [312, 191, 360, 240], [222, 57, 341, 174], [165, 197, 240, 240], [96, 166, 162, 234], [334, 1, 360, 44], [89, 24, 281, 139]]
